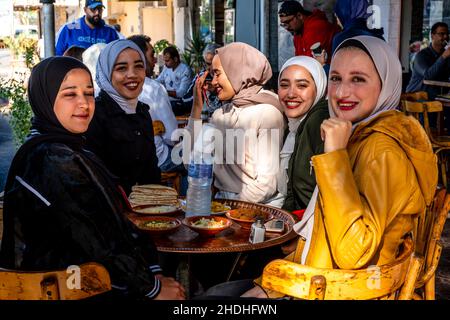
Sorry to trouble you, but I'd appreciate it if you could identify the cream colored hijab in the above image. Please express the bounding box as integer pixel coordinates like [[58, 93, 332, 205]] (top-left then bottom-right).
[[295, 36, 403, 264], [328, 35, 403, 125], [277, 56, 327, 196], [216, 42, 282, 111]]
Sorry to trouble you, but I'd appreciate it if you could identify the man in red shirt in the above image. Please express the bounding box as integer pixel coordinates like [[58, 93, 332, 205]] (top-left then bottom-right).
[[279, 1, 340, 63]]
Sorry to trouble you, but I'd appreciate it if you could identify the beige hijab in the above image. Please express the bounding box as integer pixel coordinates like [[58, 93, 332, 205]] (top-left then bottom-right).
[[216, 42, 282, 111], [328, 35, 402, 125], [295, 36, 403, 264]]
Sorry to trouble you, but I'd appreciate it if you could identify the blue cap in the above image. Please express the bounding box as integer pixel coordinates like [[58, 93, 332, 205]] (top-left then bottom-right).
[[85, 0, 104, 9]]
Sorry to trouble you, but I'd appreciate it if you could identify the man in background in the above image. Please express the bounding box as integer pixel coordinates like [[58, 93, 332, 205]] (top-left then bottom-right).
[[55, 0, 119, 56], [278, 0, 340, 63], [156, 46, 193, 115], [406, 22, 450, 100]]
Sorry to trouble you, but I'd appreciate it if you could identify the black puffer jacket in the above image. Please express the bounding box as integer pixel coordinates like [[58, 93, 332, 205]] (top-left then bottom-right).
[[0, 142, 163, 299], [86, 90, 161, 195]]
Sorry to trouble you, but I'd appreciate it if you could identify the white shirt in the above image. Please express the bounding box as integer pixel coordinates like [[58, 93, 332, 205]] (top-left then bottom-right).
[[139, 78, 178, 166], [156, 63, 193, 101]]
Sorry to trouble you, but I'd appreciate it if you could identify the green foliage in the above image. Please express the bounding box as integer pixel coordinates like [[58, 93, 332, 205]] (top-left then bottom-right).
[[154, 39, 172, 55], [0, 74, 32, 146], [181, 50, 192, 67], [184, 32, 206, 74], [3, 35, 38, 65]]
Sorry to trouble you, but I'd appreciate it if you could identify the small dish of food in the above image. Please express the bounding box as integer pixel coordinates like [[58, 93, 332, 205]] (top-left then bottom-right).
[[132, 204, 180, 215], [211, 201, 232, 215], [226, 208, 273, 230], [131, 216, 181, 235], [178, 200, 231, 216], [182, 216, 232, 237]]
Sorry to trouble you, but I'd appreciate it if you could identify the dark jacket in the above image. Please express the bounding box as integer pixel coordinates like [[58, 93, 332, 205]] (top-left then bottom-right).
[[0, 141, 162, 298], [332, 18, 385, 54], [86, 90, 161, 195], [282, 99, 329, 211], [406, 45, 450, 99]]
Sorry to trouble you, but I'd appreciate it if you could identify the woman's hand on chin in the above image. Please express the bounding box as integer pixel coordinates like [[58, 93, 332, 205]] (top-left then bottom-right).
[[320, 118, 352, 153]]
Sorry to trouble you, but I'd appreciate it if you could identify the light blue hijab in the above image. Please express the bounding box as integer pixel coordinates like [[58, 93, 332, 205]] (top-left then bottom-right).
[[96, 39, 146, 114]]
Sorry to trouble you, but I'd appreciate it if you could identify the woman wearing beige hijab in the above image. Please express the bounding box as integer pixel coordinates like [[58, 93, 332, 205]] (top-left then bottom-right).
[[203, 36, 438, 299], [189, 42, 285, 203]]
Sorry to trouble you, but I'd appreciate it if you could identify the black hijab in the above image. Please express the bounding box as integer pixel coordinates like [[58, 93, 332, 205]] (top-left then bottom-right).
[[4, 56, 120, 204], [29, 56, 91, 144], [1, 57, 132, 267]]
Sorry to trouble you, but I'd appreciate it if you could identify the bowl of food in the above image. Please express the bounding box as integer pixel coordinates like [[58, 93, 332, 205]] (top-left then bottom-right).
[[131, 216, 181, 235], [211, 201, 232, 215], [179, 200, 231, 216], [226, 208, 273, 230], [182, 216, 232, 237]]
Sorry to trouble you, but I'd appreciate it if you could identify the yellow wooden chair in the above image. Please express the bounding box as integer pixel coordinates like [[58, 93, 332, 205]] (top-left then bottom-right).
[[153, 120, 182, 194], [413, 188, 450, 300], [261, 236, 422, 300], [402, 100, 450, 188], [0, 262, 111, 300]]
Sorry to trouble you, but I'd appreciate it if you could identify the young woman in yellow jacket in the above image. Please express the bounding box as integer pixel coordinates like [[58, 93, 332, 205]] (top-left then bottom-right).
[[203, 36, 438, 299]]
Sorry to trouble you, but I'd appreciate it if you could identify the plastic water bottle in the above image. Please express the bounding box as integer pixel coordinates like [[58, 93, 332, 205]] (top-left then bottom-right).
[[185, 161, 213, 217], [185, 122, 215, 217]]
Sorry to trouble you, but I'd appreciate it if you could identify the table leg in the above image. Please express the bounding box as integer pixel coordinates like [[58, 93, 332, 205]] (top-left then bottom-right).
[[226, 252, 246, 282]]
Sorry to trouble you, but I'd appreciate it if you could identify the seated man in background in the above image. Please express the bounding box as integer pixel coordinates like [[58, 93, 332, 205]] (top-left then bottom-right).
[[278, 0, 340, 64], [182, 43, 222, 117], [129, 35, 187, 195], [406, 22, 450, 99], [157, 46, 193, 115], [406, 22, 450, 131]]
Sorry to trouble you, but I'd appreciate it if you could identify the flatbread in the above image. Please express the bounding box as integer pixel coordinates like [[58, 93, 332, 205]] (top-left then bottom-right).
[[128, 184, 179, 208]]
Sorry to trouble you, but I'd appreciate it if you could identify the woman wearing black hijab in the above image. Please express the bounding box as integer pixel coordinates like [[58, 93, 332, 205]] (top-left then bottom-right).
[[0, 57, 184, 300]]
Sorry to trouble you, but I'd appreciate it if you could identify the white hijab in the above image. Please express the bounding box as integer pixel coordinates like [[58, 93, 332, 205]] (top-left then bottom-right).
[[295, 36, 403, 264], [277, 56, 327, 195]]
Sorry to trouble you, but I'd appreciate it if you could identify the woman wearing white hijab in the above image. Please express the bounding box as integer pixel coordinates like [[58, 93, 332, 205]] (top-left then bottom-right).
[[268, 56, 328, 210], [210, 36, 438, 299], [86, 39, 160, 195]]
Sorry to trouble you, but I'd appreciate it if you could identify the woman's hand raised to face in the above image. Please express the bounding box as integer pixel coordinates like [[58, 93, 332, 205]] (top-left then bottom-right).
[[191, 71, 210, 119], [320, 118, 352, 153]]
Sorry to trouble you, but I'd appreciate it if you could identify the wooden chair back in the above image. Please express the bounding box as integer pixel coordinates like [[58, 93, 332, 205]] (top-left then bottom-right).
[[400, 91, 429, 112], [261, 237, 422, 300], [0, 263, 111, 300], [401, 91, 429, 102], [414, 188, 450, 299], [153, 120, 166, 136], [402, 100, 443, 138]]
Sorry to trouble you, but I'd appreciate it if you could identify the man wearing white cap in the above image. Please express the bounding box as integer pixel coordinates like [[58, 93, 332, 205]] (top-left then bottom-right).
[[55, 0, 119, 56]]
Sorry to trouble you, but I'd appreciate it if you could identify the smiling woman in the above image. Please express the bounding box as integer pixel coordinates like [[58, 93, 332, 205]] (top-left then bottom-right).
[[0, 56, 184, 300], [85, 39, 161, 195]]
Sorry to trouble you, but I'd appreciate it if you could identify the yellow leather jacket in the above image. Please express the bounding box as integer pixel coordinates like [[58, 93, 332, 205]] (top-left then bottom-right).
[[257, 111, 438, 296], [305, 110, 437, 269]]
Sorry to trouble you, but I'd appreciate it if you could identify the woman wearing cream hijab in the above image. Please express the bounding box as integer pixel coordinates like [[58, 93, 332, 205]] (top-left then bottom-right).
[[189, 42, 285, 203]]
